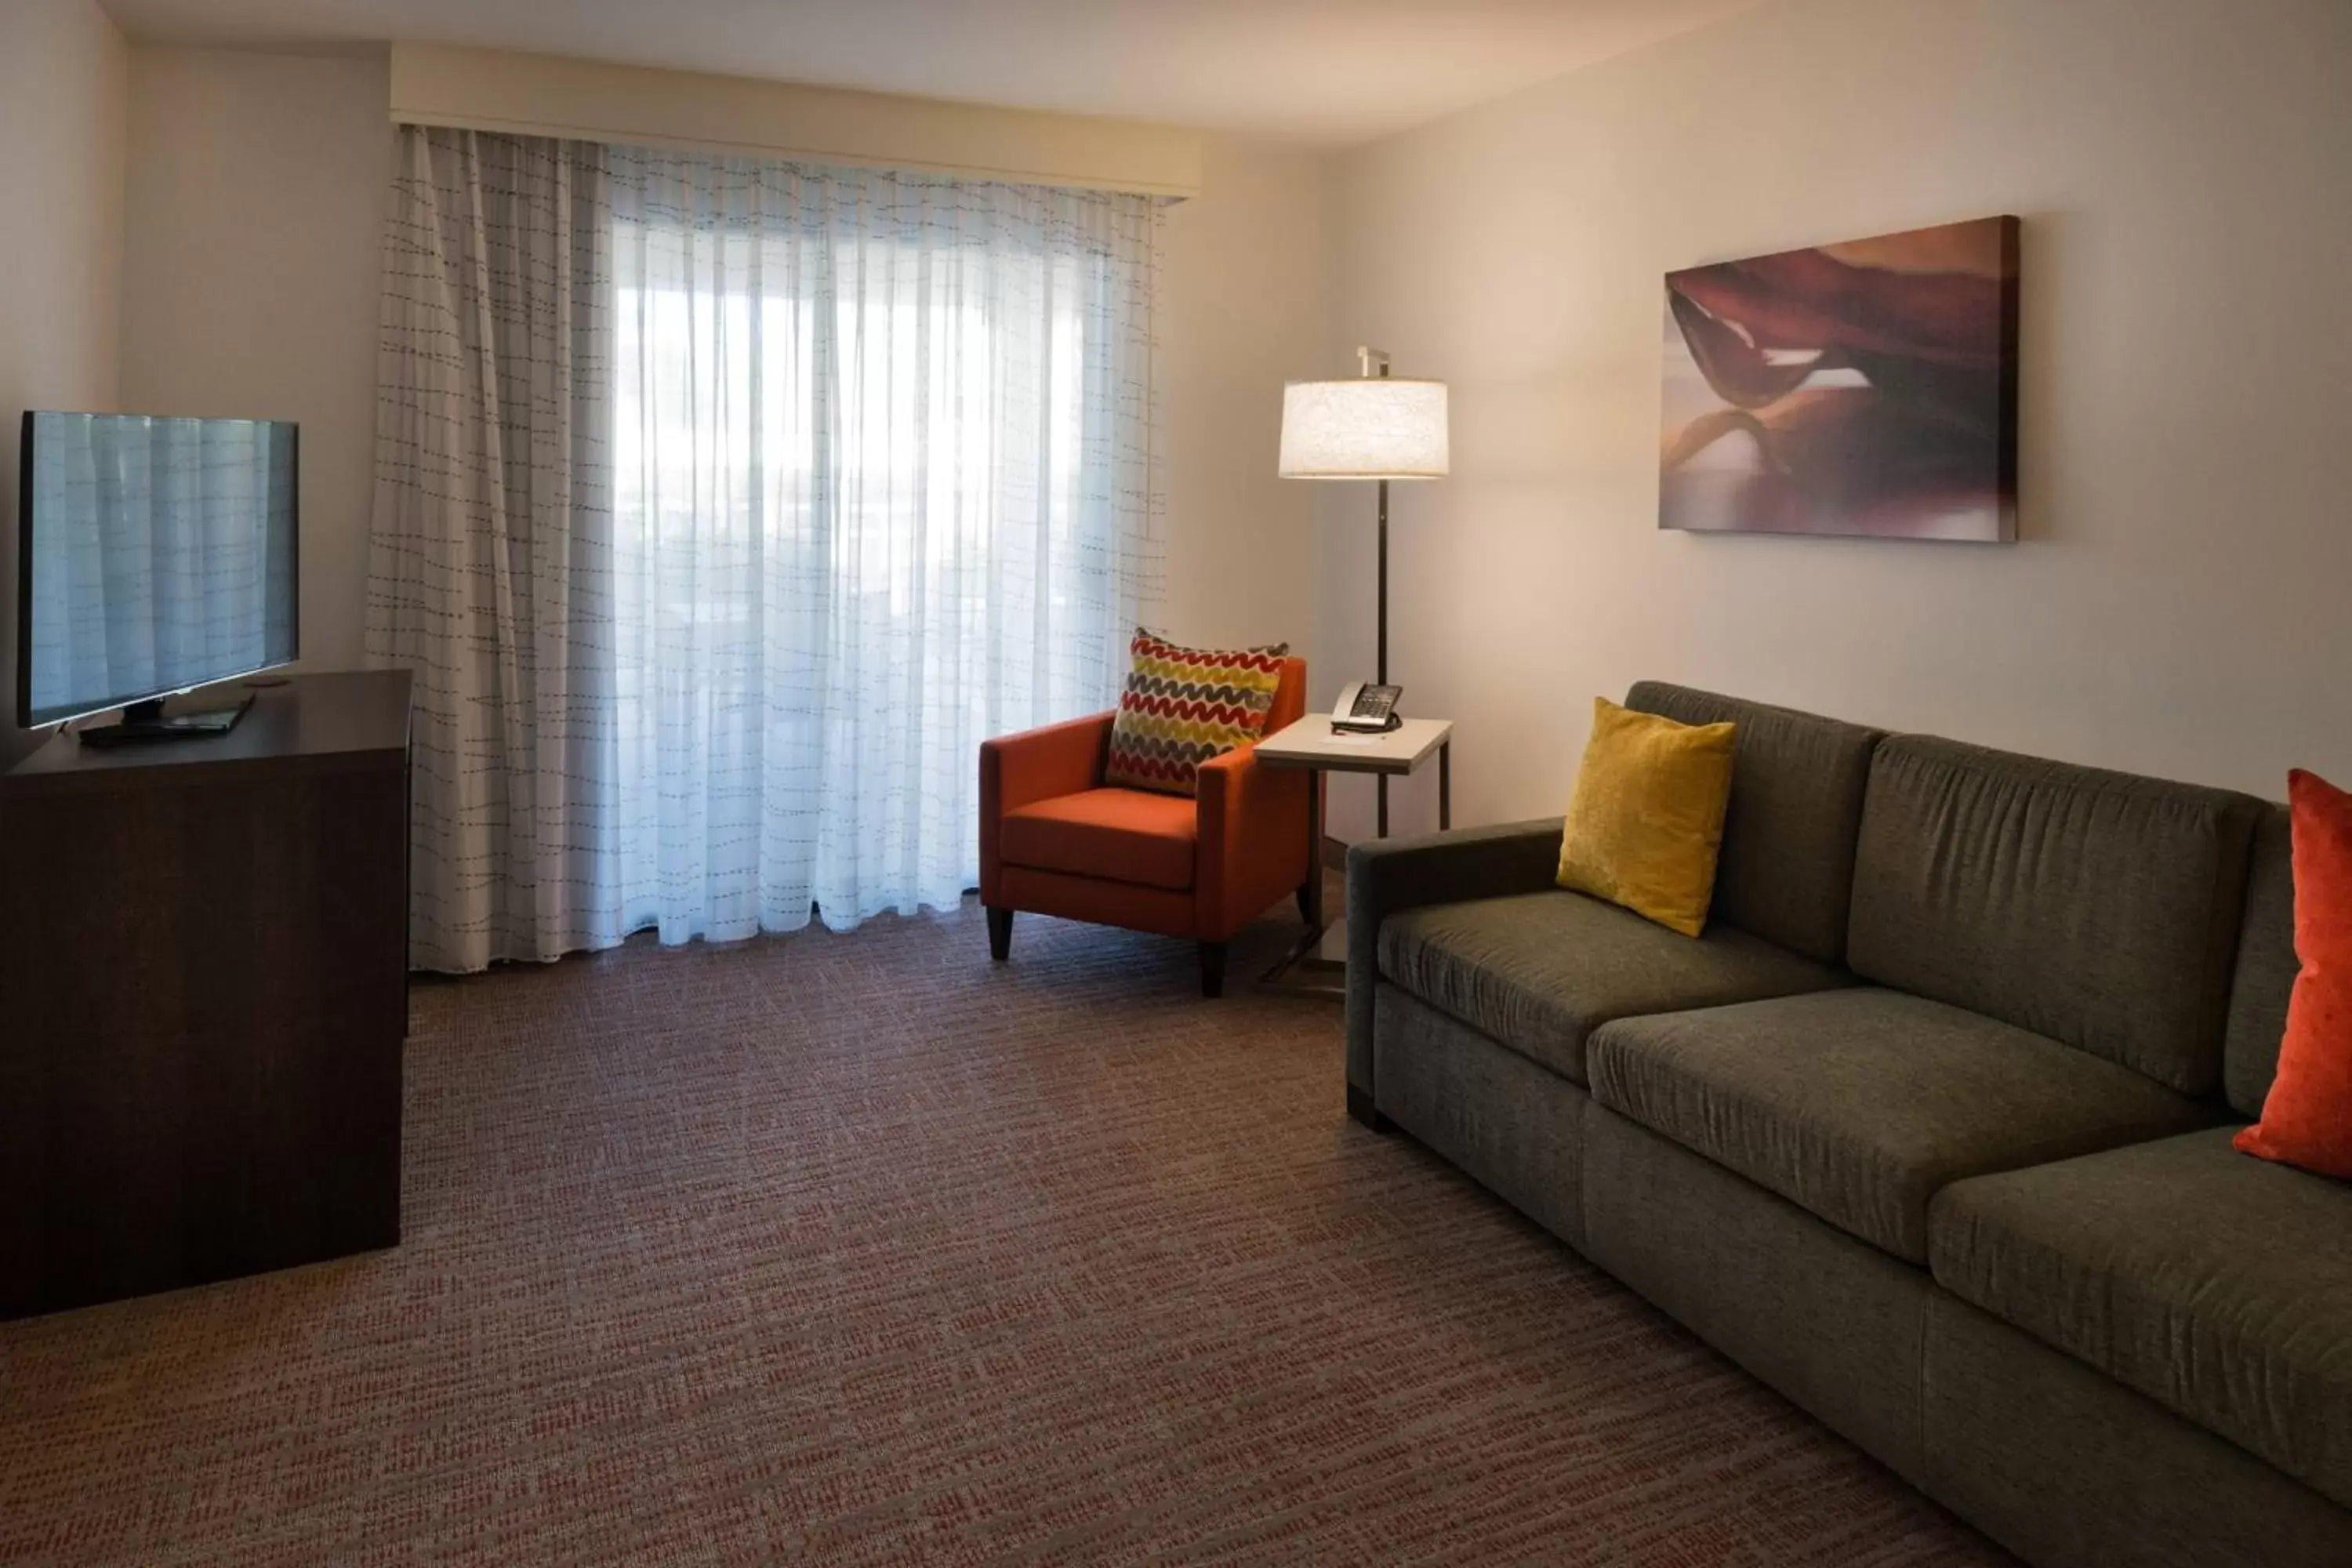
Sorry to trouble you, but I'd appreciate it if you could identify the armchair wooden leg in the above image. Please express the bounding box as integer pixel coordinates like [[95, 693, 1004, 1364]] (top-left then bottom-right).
[[986, 906, 1013, 961], [1199, 941, 1228, 999], [1295, 882, 1314, 924]]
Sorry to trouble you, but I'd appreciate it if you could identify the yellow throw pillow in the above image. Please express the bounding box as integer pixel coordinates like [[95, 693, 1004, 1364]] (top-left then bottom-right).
[[1557, 697, 1737, 938]]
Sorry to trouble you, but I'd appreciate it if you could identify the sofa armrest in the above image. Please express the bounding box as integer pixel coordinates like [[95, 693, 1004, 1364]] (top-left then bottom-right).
[[1344, 818, 1565, 1116], [1196, 742, 1312, 941], [979, 711, 1115, 904]]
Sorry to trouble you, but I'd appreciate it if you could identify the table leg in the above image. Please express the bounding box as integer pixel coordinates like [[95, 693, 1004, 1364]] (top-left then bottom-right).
[[1306, 767, 1325, 928], [1377, 774, 1389, 839], [1439, 740, 1451, 830], [1261, 767, 1342, 994]]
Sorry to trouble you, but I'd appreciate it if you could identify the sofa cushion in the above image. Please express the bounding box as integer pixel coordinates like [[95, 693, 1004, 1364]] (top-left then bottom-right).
[[1000, 788, 1195, 891], [1847, 734, 2263, 1094], [1376, 888, 1846, 1087], [1625, 681, 1882, 966], [1930, 1127, 2352, 1511], [1587, 988, 2218, 1263], [2225, 803, 2298, 1119]]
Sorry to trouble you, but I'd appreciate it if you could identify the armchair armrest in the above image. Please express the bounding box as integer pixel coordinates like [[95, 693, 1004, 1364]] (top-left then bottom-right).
[[979, 711, 1115, 904], [1344, 818, 1565, 1114], [1195, 742, 1312, 941]]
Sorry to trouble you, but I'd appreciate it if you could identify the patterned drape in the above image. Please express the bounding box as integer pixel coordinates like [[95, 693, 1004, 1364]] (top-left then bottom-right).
[[368, 129, 614, 975], [368, 127, 1163, 972]]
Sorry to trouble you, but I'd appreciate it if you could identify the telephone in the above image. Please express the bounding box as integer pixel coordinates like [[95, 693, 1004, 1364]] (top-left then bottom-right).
[[1331, 681, 1403, 735]]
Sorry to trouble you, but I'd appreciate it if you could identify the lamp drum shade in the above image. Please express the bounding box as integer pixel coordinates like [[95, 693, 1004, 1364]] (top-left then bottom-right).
[[1278, 379, 1450, 480]]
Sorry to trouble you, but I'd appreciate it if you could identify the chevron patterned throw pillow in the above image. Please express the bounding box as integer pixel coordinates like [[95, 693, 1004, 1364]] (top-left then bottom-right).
[[1102, 630, 1290, 797]]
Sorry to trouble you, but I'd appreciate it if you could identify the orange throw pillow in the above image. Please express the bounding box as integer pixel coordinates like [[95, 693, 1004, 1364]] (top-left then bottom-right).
[[2235, 769, 2352, 1179]]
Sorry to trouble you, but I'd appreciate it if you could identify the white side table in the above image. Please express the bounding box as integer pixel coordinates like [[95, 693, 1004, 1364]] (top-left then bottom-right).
[[1253, 715, 1453, 992]]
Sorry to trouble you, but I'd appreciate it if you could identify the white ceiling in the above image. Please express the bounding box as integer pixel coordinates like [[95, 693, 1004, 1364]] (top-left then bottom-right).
[[96, 0, 1762, 144]]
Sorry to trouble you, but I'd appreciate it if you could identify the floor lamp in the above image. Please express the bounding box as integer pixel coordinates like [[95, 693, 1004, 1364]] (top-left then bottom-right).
[[1278, 347, 1450, 835]]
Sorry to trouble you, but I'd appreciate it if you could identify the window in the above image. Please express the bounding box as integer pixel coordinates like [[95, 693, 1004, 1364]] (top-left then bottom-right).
[[601, 153, 1160, 941], [368, 129, 1160, 968]]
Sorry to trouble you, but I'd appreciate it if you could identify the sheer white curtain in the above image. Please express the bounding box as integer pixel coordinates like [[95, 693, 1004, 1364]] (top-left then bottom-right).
[[605, 147, 1160, 946], [369, 128, 1161, 971]]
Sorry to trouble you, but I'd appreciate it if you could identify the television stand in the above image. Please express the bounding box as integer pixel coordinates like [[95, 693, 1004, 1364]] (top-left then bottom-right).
[[78, 691, 256, 746], [0, 670, 413, 1319]]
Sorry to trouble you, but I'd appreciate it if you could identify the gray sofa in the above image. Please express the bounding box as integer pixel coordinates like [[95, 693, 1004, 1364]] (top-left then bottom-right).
[[1345, 681, 2352, 1568]]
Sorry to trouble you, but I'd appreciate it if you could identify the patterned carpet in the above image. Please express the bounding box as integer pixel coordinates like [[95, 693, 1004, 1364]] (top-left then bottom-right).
[[0, 898, 2009, 1566]]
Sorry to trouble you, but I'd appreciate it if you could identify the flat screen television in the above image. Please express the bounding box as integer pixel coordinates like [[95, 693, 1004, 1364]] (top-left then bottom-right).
[[16, 411, 298, 736]]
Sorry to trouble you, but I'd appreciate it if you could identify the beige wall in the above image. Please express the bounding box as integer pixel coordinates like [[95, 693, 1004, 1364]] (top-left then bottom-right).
[[0, 0, 128, 768], [113, 45, 1327, 687], [119, 46, 396, 677], [1319, 0, 2352, 840], [389, 42, 1203, 197], [1159, 137, 1328, 662]]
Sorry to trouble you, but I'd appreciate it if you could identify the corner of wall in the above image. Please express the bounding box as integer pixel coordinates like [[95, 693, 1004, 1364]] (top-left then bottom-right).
[[0, 0, 132, 771], [1154, 132, 1335, 687]]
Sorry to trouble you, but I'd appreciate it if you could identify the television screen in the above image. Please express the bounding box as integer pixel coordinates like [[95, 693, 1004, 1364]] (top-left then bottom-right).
[[17, 412, 298, 727]]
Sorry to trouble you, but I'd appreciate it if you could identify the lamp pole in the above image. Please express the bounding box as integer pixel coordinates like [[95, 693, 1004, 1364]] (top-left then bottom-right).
[[1280, 346, 1442, 844], [1377, 480, 1388, 686], [1361, 346, 1392, 836]]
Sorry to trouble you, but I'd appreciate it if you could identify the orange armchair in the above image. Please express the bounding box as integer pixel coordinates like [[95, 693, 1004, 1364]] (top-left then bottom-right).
[[979, 658, 1315, 996]]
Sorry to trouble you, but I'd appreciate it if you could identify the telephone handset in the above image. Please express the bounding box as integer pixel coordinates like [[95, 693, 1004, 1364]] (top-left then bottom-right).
[[1331, 681, 1403, 735]]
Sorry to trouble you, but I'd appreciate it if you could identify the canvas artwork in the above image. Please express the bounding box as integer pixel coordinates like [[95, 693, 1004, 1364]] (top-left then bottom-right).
[[1659, 215, 2020, 542]]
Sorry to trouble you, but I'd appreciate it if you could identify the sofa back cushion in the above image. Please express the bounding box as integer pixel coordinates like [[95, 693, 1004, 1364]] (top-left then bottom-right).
[[1624, 681, 1882, 964], [1847, 735, 2262, 1094], [2223, 802, 2297, 1118]]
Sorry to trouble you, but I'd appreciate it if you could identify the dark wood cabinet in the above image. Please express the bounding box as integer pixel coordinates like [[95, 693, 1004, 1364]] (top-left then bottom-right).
[[0, 670, 412, 1319]]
